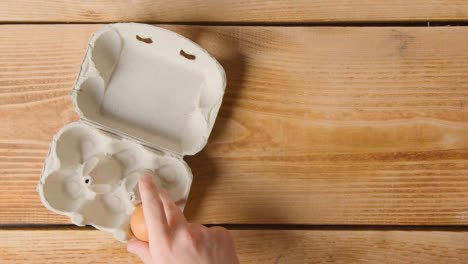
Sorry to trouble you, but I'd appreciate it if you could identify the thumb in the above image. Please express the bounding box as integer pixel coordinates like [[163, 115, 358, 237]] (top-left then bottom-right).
[[127, 240, 152, 263]]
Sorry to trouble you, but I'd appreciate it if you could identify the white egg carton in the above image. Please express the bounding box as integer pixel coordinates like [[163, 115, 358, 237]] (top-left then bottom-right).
[[37, 23, 226, 242]]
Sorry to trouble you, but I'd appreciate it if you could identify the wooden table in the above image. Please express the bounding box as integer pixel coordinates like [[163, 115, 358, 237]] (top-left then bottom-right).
[[1, 1, 468, 263]]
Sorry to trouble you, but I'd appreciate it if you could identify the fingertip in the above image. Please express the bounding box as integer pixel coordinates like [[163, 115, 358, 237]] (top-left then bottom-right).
[[127, 240, 140, 254], [127, 240, 151, 262], [140, 174, 154, 186], [139, 174, 157, 198], [127, 241, 135, 253]]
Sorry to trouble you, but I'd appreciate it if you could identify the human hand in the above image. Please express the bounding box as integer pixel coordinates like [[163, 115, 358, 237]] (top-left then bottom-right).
[[127, 174, 240, 264]]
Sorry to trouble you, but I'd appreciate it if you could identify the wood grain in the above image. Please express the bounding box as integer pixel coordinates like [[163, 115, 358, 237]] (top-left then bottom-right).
[[1, 25, 468, 225], [2, 0, 468, 23], [1, 228, 467, 263]]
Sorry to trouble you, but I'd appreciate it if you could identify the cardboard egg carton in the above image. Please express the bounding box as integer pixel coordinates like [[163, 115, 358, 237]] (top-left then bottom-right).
[[38, 23, 226, 242]]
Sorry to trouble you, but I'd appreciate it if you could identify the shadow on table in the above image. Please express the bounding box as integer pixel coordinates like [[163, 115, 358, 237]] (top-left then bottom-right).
[[181, 25, 294, 230], [181, 26, 247, 221]]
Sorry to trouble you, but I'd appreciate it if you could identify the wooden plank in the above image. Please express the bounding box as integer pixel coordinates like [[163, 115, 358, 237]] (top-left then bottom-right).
[[1, 25, 468, 225], [2, 0, 468, 23], [1, 228, 467, 263]]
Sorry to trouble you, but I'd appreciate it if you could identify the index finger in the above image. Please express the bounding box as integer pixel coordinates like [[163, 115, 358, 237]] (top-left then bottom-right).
[[139, 174, 170, 247]]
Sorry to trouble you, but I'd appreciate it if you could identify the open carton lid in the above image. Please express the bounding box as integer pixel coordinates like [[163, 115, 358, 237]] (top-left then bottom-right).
[[72, 23, 226, 156]]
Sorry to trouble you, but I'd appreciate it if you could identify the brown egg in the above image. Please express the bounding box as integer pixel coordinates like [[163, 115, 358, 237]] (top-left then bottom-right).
[[130, 204, 148, 242]]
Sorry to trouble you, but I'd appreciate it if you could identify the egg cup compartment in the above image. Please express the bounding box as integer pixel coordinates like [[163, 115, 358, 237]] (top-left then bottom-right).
[[38, 23, 225, 242], [38, 122, 193, 242]]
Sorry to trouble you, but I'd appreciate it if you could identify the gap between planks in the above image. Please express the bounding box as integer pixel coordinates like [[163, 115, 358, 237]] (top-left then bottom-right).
[[2, 224, 468, 232], [4, 21, 468, 27]]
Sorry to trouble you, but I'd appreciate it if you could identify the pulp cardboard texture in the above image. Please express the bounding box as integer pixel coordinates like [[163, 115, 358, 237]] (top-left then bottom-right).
[[37, 23, 226, 242]]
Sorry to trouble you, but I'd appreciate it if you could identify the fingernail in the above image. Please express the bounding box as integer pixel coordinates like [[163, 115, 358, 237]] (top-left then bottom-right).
[[140, 174, 159, 190], [140, 174, 153, 184]]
